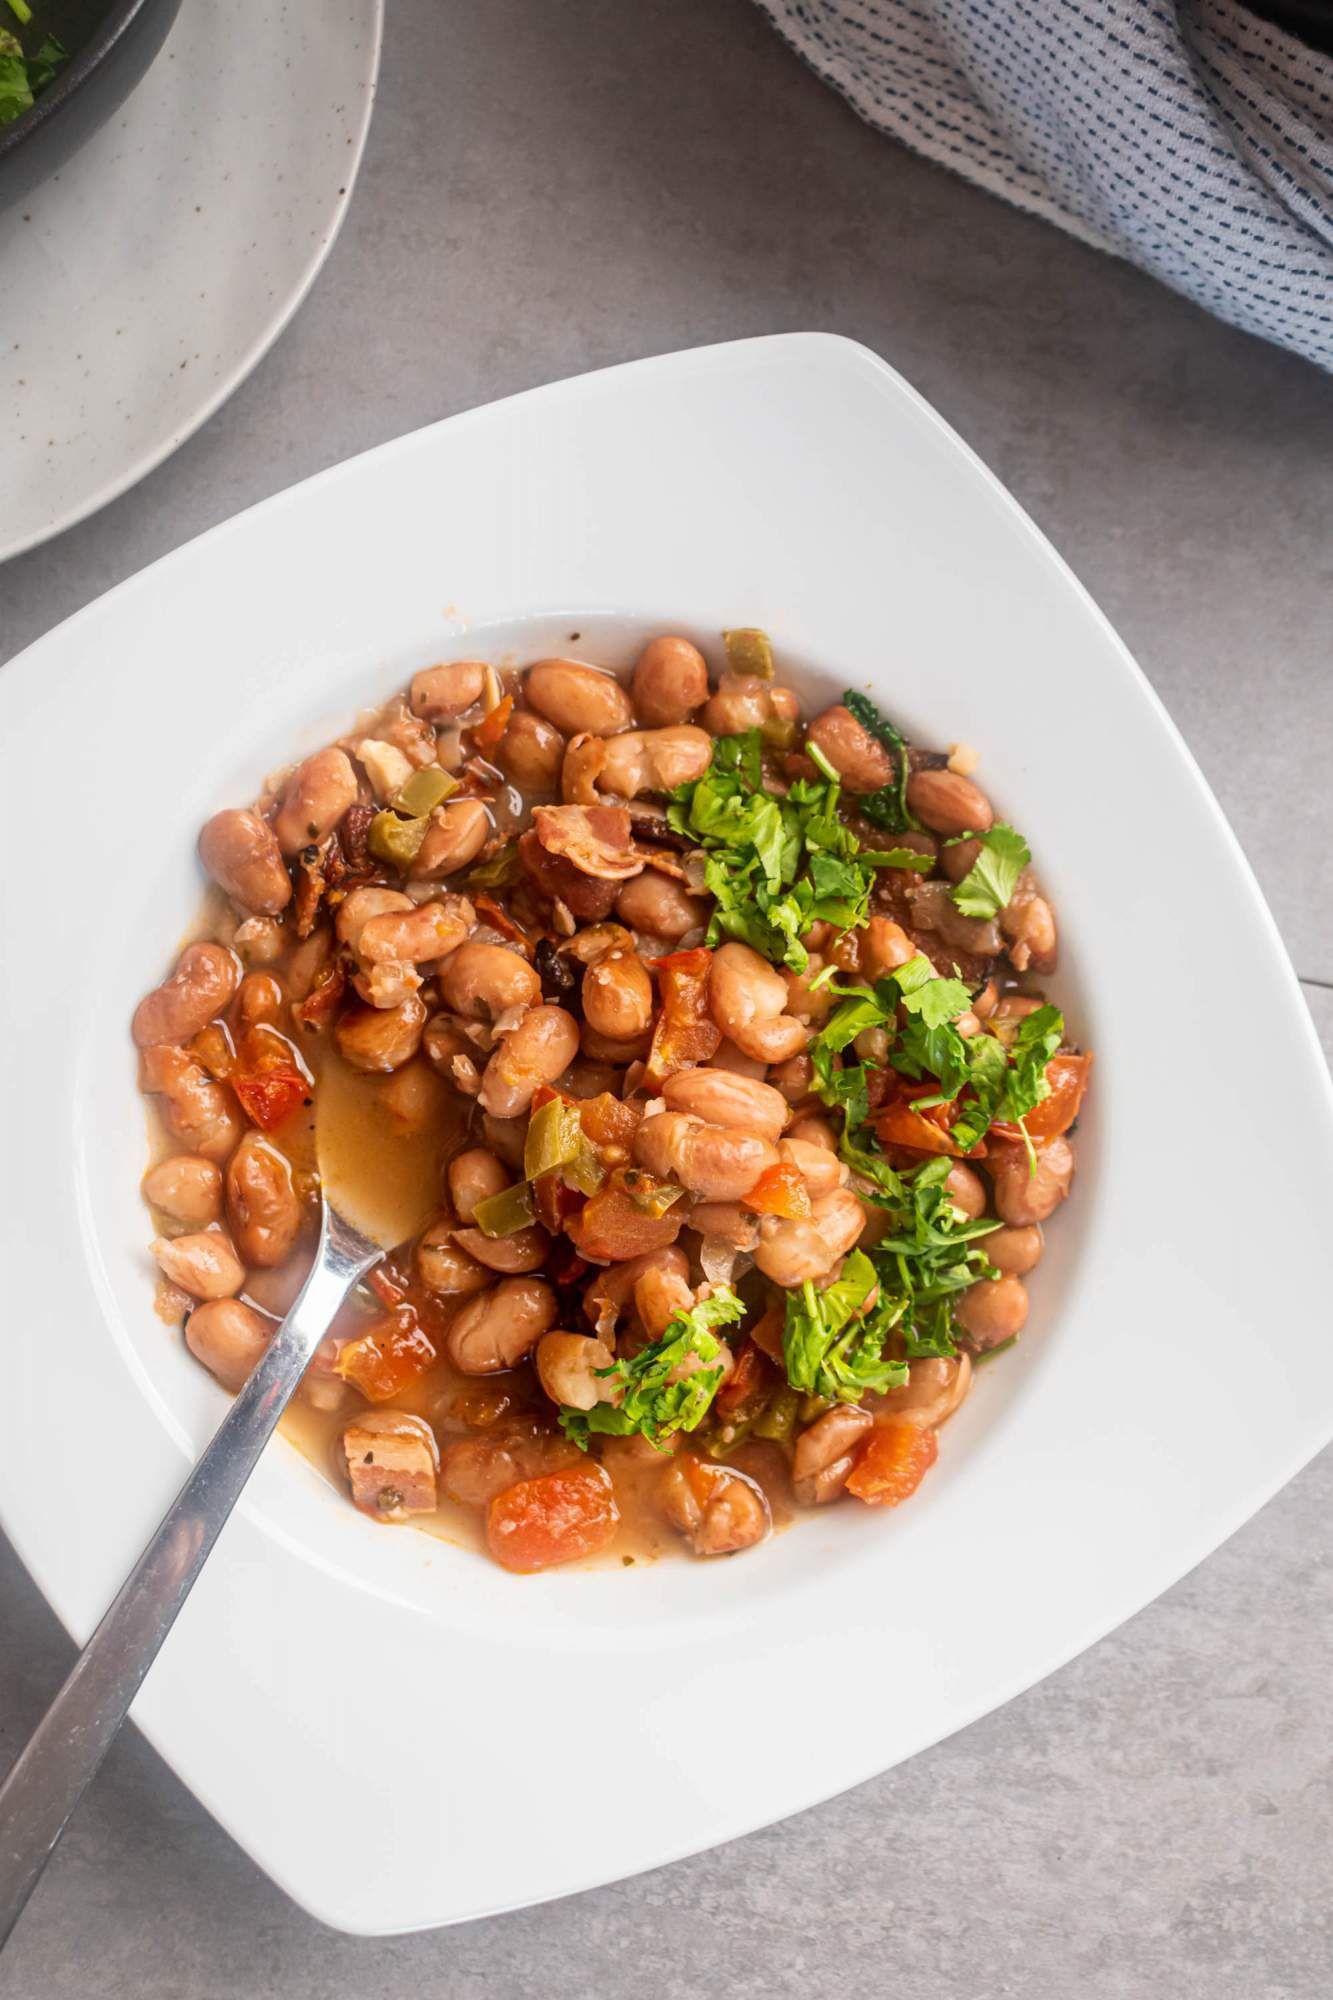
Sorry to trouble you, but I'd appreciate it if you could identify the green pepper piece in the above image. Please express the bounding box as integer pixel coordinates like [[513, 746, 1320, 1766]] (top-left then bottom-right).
[[753, 1384, 800, 1447], [705, 1416, 756, 1460], [394, 766, 457, 817], [367, 809, 430, 870], [564, 1133, 605, 1198], [723, 627, 774, 679], [524, 1097, 583, 1182], [472, 1180, 537, 1239], [458, 839, 522, 892], [617, 1169, 684, 1218]]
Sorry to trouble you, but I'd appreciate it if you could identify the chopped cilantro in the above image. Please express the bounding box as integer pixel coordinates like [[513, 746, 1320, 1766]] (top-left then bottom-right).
[[783, 1251, 908, 1403], [0, 23, 65, 125], [559, 1287, 745, 1451], [667, 732, 906, 972], [947, 822, 1030, 921], [841, 689, 914, 833]]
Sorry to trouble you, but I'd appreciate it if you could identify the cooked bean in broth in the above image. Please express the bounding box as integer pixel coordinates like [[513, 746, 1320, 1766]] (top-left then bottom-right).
[[135, 631, 1090, 1573]]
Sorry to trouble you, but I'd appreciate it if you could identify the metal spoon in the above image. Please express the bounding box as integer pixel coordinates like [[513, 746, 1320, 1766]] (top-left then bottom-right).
[[0, 1069, 434, 1949]]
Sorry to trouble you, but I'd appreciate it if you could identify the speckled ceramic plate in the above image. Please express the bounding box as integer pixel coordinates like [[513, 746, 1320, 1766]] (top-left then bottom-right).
[[1, 337, 1331, 1933], [0, 0, 382, 562]]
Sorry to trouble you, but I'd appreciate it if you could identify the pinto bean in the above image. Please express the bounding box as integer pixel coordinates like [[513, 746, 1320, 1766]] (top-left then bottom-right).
[[232, 916, 286, 967], [415, 1221, 491, 1296], [614, 869, 706, 942], [585, 1247, 692, 1335], [787, 1113, 837, 1150], [140, 1045, 244, 1161], [985, 1224, 1044, 1275], [336, 886, 414, 953], [1002, 889, 1058, 975], [481, 1111, 528, 1171], [234, 971, 286, 1034], [631, 636, 709, 726], [274, 748, 358, 855], [945, 1162, 987, 1220], [594, 726, 712, 798], [525, 659, 634, 737], [905, 767, 994, 838], [753, 1187, 864, 1285], [872, 1353, 972, 1428], [701, 672, 794, 738], [661, 1068, 790, 1142], [447, 1148, 509, 1224], [582, 949, 654, 1041], [711, 1039, 768, 1080], [497, 709, 566, 791], [709, 940, 808, 1063], [438, 940, 542, 1022], [186, 1298, 272, 1391], [132, 942, 240, 1050], [955, 1274, 1029, 1349], [634, 1112, 779, 1202], [409, 659, 489, 721], [784, 956, 836, 1026], [225, 1132, 302, 1268], [661, 1455, 770, 1557], [198, 809, 292, 914], [142, 1155, 223, 1231], [285, 926, 332, 1001], [989, 1136, 1073, 1226], [358, 897, 473, 972], [453, 1224, 549, 1274], [377, 1059, 449, 1135], [151, 1229, 245, 1301], [805, 704, 896, 794], [861, 916, 919, 979], [940, 837, 981, 885], [792, 1405, 874, 1505], [633, 1261, 696, 1340], [779, 1137, 847, 1198], [478, 1004, 580, 1117], [335, 994, 427, 1072], [770, 1053, 814, 1104], [536, 1332, 619, 1410], [447, 1276, 558, 1373], [410, 799, 491, 878]]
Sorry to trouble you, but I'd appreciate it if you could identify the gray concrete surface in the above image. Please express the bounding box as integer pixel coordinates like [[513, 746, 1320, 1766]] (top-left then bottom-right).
[[2, 0, 1330, 1993]]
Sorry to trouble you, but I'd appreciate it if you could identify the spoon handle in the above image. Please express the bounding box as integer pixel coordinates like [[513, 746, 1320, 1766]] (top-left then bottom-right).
[[0, 1204, 379, 1950]]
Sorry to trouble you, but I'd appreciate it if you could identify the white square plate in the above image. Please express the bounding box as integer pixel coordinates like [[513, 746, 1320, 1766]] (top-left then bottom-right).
[[2, 335, 1330, 1935]]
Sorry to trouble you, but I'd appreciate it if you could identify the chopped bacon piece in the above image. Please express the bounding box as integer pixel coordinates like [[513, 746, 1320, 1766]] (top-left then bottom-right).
[[342, 1414, 439, 1522], [644, 946, 721, 1087], [741, 1162, 812, 1220], [518, 829, 620, 921], [531, 804, 648, 882]]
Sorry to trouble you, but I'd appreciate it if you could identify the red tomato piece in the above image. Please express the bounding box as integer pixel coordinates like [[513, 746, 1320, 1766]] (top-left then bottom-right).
[[232, 1067, 309, 1132], [333, 1306, 437, 1403], [644, 947, 721, 1087], [991, 1050, 1092, 1143], [566, 1184, 682, 1262], [741, 1162, 813, 1220], [486, 1464, 620, 1573], [471, 693, 514, 752], [291, 962, 346, 1036], [845, 1419, 938, 1507], [714, 1338, 769, 1416]]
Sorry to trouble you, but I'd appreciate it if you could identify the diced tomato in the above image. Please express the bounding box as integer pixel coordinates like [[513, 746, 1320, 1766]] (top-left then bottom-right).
[[990, 1050, 1092, 1143], [747, 1299, 785, 1365], [533, 1171, 584, 1234], [845, 1419, 938, 1506], [578, 1092, 641, 1156], [644, 946, 721, 1087], [741, 1162, 812, 1220], [232, 1067, 309, 1131], [715, 1339, 769, 1416], [567, 1183, 683, 1262], [874, 1080, 987, 1159], [486, 1464, 619, 1573], [292, 962, 346, 1035], [333, 1306, 437, 1403], [471, 693, 514, 752]]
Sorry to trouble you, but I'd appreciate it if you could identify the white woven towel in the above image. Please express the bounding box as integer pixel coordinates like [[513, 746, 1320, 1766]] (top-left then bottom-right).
[[756, 0, 1333, 370]]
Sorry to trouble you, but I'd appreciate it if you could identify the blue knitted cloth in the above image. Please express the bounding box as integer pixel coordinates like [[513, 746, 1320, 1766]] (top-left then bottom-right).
[[755, 0, 1333, 370]]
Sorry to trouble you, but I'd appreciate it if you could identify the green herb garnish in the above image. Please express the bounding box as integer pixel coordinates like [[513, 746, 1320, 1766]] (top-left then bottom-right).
[[559, 1288, 745, 1451], [783, 1251, 908, 1403], [946, 822, 1030, 921], [0, 22, 65, 127], [841, 689, 914, 833]]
